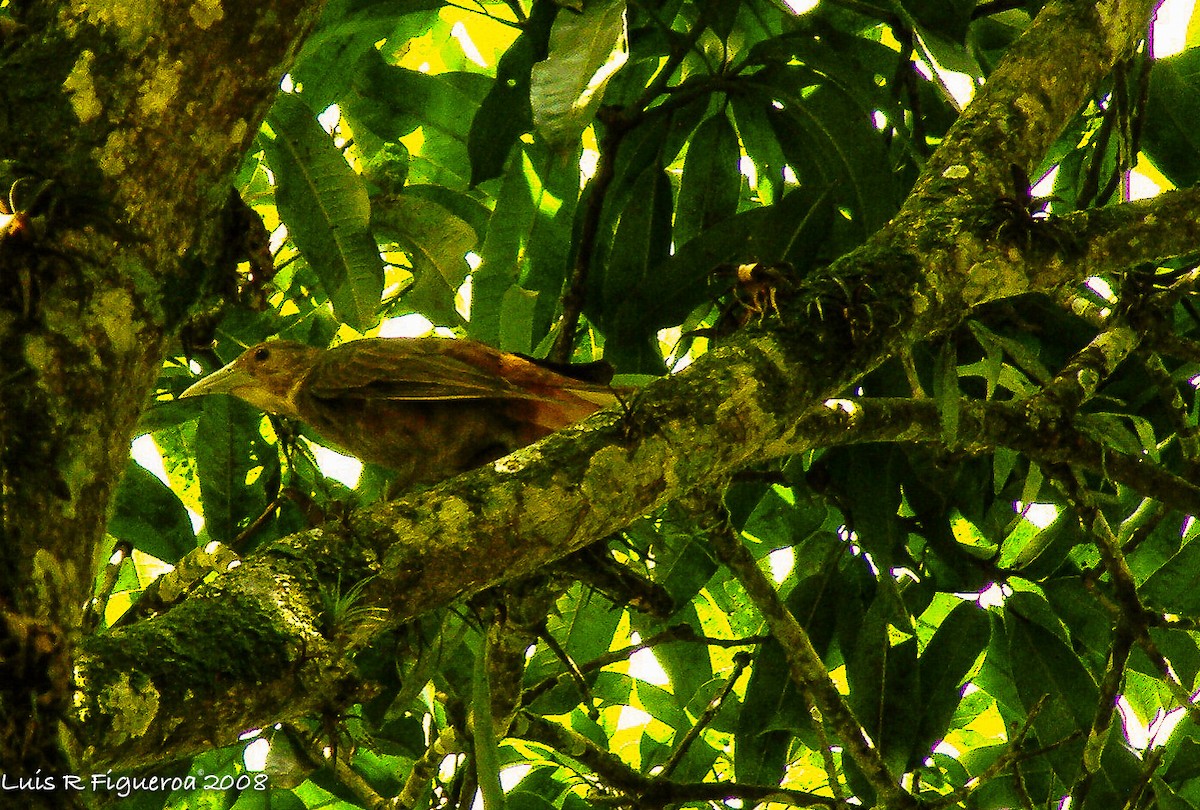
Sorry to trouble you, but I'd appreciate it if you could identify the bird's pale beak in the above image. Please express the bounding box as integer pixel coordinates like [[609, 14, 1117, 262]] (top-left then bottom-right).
[[179, 364, 255, 399]]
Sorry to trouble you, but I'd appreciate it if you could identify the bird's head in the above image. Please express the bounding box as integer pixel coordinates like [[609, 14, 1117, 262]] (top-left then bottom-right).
[[180, 340, 322, 418]]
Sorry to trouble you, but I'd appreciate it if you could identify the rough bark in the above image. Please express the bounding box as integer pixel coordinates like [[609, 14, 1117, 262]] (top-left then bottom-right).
[[0, 0, 324, 787]]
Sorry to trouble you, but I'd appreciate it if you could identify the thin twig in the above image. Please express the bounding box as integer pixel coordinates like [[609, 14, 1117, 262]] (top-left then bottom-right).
[[657, 650, 750, 778]]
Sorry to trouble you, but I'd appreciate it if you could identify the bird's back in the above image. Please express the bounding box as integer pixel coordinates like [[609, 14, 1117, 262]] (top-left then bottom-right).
[[293, 338, 621, 486]]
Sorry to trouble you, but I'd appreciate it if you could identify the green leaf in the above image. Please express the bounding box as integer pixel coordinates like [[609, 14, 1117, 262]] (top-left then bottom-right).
[[761, 73, 898, 236], [933, 340, 960, 446], [468, 1, 555, 185], [1141, 533, 1200, 613], [471, 142, 580, 346], [846, 594, 921, 776], [291, 0, 442, 109], [1152, 777, 1200, 810], [1143, 49, 1200, 189], [109, 460, 195, 563], [968, 319, 1052, 384], [372, 192, 476, 324], [729, 88, 787, 204], [1002, 509, 1080, 580], [1005, 607, 1097, 784], [898, 0, 974, 44], [735, 570, 859, 784], [702, 0, 741, 40], [914, 601, 989, 761], [735, 641, 801, 785], [344, 54, 491, 187], [531, 0, 629, 146], [194, 397, 273, 546], [589, 162, 674, 371], [675, 111, 742, 247], [507, 791, 557, 810], [824, 444, 905, 570], [264, 93, 384, 330]]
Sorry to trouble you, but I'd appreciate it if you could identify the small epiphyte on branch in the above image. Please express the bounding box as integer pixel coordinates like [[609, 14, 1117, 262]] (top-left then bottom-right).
[[706, 261, 798, 337]]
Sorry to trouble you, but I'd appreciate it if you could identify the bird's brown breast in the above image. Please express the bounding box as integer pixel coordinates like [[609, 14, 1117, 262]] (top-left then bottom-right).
[[293, 392, 550, 487]]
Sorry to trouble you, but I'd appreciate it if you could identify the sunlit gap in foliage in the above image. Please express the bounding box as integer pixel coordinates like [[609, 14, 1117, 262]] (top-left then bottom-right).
[[739, 154, 757, 190], [657, 326, 707, 372], [823, 398, 859, 418], [1030, 166, 1056, 216], [580, 134, 600, 185], [1074, 275, 1118, 321], [768, 546, 794, 583], [1128, 163, 1169, 200], [911, 51, 975, 110], [243, 735, 269, 771], [308, 443, 362, 488], [500, 764, 531, 791], [1153, 0, 1196, 57], [964, 581, 1009, 609], [781, 0, 819, 13], [628, 631, 670, 686], [1117, 693, 1188, 754], [317, 104, 340, 137], [458, 254, 480, 321], [450, 21, 488, 67], [1014, 501, 1058, 529], [131, 434, 204, 533], [837, 524, 881, 576]]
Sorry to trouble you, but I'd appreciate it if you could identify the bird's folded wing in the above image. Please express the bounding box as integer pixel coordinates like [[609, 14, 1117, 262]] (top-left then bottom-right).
[[304, 338, 598, 403]]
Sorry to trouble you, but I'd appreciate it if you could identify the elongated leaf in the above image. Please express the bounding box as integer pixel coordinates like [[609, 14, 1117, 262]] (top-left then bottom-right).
[[194, 397, 273, 546], [291, 0, 442, 109], [729, 89, 787, 204], [762, 74, 897, 236], [1141, 534, 1200, 613], [471, 143, 580, 346], [899, 0, 974, 44], [372, 192, 476, 324], [589, 162, 673, 371], [736, 572, 851, 785], [1005, 607, 1096, 784], [109, 460, 195, 563], [735, 641, 797, 785], [914, 601, 990, 762], [468, 1, 555, 185], [846, 594, 921, 777], [265, 93, 384, 330], [1142, 50, 1200, 188], [675, 111, 742, 247], [532, 0, 629, 146], [933, 339, 960, 446]]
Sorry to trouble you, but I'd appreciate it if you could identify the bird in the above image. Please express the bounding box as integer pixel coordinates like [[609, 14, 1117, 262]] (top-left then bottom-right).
[[180, 337, 622, 489]]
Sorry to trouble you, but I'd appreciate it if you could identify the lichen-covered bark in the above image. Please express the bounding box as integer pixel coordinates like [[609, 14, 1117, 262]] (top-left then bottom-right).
[[0, 0, 324, 786]]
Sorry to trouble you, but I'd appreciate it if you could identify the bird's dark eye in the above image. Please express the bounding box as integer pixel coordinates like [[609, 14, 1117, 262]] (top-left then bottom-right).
[[254, 347, 271, 362]]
